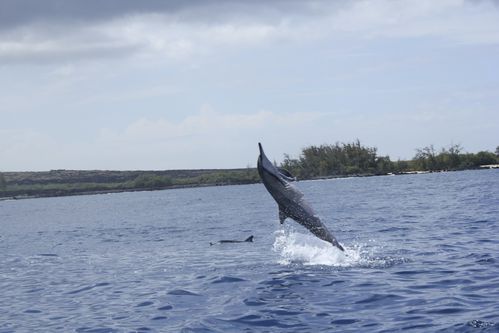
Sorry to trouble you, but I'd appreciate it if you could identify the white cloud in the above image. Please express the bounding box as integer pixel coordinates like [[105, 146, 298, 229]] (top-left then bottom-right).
[[2, 1, 498, 64], [87, 107, 330, 169], [93, 13, 299, 61], [0, 13, 290, 63], [330, 0, 499, 44], [0, 22, 137, 63], [2, 104, 497, 170], [99, 107, 325, 145], [1, 1, 498, 171]]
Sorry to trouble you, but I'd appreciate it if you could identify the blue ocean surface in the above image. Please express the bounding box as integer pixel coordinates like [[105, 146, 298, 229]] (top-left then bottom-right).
[[1, 169, 498, 332]]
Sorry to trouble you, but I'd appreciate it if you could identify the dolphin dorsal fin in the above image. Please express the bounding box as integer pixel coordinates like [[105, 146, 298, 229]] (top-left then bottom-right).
[[245, 235, 254, 242]]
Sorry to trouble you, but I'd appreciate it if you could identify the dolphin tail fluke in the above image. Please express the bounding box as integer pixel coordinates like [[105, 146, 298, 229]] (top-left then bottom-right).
[[245, 235, 254, 242], [329, 238, 344, 251]]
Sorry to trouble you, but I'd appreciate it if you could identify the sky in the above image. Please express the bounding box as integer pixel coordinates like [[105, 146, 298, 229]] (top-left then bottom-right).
[[1, 0, 498, 171]]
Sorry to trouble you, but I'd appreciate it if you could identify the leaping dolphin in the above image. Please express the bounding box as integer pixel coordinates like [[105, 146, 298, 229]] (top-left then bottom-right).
[[257, 143, 344, 251]]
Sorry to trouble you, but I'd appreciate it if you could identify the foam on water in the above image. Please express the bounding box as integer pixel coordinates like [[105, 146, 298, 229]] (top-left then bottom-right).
[[272, 228, 362, 267], [272, 225, 402, 268]]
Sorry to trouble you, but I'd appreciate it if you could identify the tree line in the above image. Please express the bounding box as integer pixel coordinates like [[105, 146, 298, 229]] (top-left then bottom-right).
[[411, 144, 498, 172], [280, 141, 499, 179], [1, 142, 498, 198]]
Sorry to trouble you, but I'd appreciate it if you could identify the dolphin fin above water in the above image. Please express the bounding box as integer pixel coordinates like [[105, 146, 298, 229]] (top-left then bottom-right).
[[210, 235, 254, 246], [243, 235, 254, 242], [257, 143, 344, 251], [277, 168, 296, 182]]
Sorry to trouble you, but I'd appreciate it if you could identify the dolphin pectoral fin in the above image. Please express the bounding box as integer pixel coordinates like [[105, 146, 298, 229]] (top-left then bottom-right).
[[279, 207, 288, 224], [277, 167, 296, 181]]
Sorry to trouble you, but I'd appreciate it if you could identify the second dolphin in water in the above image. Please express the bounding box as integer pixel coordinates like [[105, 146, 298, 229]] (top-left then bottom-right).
[[257, 143, 344, 251], [210, 235, 254, 246]]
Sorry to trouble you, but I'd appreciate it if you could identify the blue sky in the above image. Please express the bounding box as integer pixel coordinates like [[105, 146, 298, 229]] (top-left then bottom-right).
[[1, 0, 498, 171]]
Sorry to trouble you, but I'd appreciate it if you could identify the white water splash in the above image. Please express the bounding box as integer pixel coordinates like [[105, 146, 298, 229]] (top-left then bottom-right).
[[273, 228, 363, 267], [273, 228, 407, 268]]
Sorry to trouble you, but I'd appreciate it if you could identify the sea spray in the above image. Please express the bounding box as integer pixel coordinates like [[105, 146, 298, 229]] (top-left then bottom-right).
[[272, 227, 363, 266]]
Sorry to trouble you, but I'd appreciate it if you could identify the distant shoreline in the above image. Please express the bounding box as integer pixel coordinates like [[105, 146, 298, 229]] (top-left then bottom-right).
[[0, 168, 260, 201], [1, 167, 496, 201], [0, 182, 222, 201], [2, 141, 497, 201]]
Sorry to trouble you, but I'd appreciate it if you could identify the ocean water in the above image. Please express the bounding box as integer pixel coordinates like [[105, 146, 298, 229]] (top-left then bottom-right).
[[1, 169, 498, 332]]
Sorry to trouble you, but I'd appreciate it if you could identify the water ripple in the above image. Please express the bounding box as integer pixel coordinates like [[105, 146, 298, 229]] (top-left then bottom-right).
[[67, 282, 110, 295], [1, 170, 498, 332], [211, 276, 246, 284], [167, 289, 201, 296]]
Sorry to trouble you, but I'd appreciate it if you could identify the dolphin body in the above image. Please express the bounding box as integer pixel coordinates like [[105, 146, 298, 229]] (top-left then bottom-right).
[[257, 143, 344, 251], [210, 235, 254, 246]]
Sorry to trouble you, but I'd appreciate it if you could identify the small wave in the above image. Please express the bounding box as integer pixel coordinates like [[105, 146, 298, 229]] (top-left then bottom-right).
[[157, 305, 173, 311], [211, 276, 246, 284], [167, 289, 201, 296], [272, 228, 402, 268], [37, 253, 59, 257], [76, 328, 118, 333], [66, 282, 110, 295], [136, 301, 154, 307]]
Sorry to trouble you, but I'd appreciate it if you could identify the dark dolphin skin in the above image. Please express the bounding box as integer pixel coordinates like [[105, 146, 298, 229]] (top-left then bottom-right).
[[257, 143, 344, 251], [210, 235, 254, 246]]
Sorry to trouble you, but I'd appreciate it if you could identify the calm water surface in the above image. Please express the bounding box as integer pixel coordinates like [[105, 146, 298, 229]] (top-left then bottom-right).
[[1, 170, 498, 332]]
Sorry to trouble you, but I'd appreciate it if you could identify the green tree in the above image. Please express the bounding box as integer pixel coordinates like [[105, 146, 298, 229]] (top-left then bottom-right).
[[281, 153, 304, 178], [375, 156, 394, 174], [393, 159, 410, 173], [414, 145, 437, 171], [280, 140, 382, 178], [459, 153, 476, 169], [446, 143, 462, 169], [474, 151, 497, 166]]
